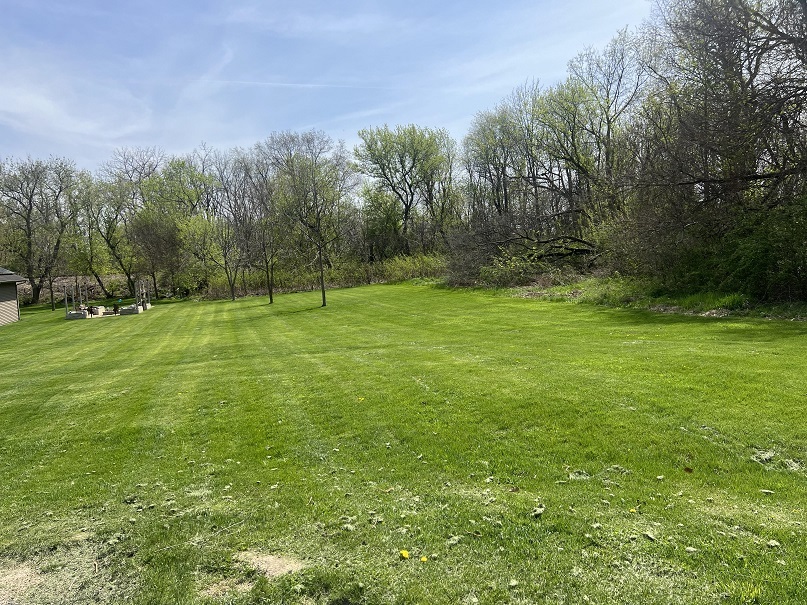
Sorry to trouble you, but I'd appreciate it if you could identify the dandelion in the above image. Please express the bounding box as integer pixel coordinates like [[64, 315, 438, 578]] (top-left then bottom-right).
[[420, 556, 428, 562], [399, 550, 410, 559], [629, 508, 637, 513]]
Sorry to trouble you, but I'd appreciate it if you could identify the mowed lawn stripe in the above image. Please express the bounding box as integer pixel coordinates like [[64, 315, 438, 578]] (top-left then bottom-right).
[[0, 284, 805, 604]]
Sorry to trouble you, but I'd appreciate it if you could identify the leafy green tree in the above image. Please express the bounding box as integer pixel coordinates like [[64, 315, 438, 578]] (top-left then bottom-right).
[[131, 157, 208, 296], [86, 179, 141, 297], [359, 184, 404, 262], [463, 104, 519, 217], [89, 147, 164, 296], [355, 124, 455, 254], [63, 172, 113, 301]]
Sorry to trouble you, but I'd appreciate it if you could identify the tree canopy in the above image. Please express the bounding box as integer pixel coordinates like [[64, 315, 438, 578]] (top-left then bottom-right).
[[3, 0, 807, 302]]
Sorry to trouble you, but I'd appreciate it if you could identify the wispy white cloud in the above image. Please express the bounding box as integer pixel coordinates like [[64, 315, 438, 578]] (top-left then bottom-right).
[[0, 85, 150, 142], [419, 0, 651, 94], [194, 79, 403, 91], [312, 100, 409, 128], [173, 44, 236, 108], [0, 0, 654, 167], [225, 5, 415, 39], [0, 49, 152, 151]]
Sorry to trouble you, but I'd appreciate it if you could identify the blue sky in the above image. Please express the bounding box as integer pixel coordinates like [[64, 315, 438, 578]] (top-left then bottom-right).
[[0, 0, 652, 169]]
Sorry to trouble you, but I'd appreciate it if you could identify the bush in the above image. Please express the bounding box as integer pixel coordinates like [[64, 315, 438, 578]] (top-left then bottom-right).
[[375, 254, 445, 283], [479, 255, 549, 288], [678, 292, 749, 312]]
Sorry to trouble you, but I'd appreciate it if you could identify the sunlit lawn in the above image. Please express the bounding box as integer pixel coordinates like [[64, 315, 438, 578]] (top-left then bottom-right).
[[0, 283, 804, 604]]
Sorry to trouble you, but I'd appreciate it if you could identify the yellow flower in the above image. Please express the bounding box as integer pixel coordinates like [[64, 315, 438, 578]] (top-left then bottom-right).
[[420, 556, 428, 562], [399, 550, 410, 559], [629, 508, 637, 513]]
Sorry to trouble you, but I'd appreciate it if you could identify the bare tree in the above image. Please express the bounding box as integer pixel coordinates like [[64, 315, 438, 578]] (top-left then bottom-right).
[[241, 145, 289, 303], [0, 156, 78, 304], [267, 130, 356, 307], [70, 173, 113, 299], [570, 31, 647, 202]]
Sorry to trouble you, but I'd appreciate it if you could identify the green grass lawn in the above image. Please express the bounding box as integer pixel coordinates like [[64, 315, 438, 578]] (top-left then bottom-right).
[[0, 283, 805, 604]]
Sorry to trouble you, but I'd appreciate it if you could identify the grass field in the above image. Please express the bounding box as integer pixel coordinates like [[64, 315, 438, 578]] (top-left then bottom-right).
[[0, 283, 805, 604]]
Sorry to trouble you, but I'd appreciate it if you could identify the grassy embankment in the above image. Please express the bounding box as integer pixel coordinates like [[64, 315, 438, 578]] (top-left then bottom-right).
[[0, 283, 804, 604]]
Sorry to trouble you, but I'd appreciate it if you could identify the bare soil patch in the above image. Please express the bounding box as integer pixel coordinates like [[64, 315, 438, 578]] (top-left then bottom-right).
[[199, 578, 253, 599], [0, 543, 128, 605], [0, 562, 43, 603], [233, 550, 305, 578]]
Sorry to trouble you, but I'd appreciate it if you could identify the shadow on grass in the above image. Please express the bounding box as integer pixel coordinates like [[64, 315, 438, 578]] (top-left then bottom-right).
[[592, 304, 807, 341], [272, 305, 327, 316]]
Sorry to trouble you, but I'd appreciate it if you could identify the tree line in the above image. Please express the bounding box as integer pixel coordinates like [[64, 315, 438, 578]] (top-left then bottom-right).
[[3, 0, 807, 304]]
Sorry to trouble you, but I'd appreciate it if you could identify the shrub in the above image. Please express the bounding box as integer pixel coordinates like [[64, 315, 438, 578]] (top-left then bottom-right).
[[479, 255, 548, 287], [376, 254, 446, 283]]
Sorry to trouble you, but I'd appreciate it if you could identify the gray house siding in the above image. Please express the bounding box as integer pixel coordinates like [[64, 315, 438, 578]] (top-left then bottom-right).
[[0, 282, 20, 326]]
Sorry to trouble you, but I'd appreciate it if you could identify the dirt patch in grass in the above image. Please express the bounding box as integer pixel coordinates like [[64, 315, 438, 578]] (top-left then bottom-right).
[[0, 561, 43, 602], [0, 543, 129, 605], [198, 551, 304, 601], [234, 550, 305, 578], [199, 577, 253, 599]]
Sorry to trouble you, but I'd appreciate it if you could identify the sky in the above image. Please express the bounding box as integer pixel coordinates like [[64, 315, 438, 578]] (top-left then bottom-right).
[[0, 0, 653, 170]]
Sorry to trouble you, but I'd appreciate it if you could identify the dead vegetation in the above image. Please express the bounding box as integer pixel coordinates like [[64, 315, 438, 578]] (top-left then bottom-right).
[[0, 542, 128, 605]]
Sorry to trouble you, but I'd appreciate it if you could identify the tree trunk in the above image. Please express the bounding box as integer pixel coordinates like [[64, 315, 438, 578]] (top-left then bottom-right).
[[401, 221, 411, 255], [29, 277, 41, 305], [318, 245, 326, 307], [48, 275, 56, 311], [92, 271, 111, 298], [151, 272, 158, 300], [225, 266, 237, 301], [267, 259, 275, 304]]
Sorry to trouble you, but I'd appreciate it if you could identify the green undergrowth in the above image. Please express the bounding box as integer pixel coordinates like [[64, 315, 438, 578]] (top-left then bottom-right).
[[1, 283, 805, 604], [518, 274, 807, 319]]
